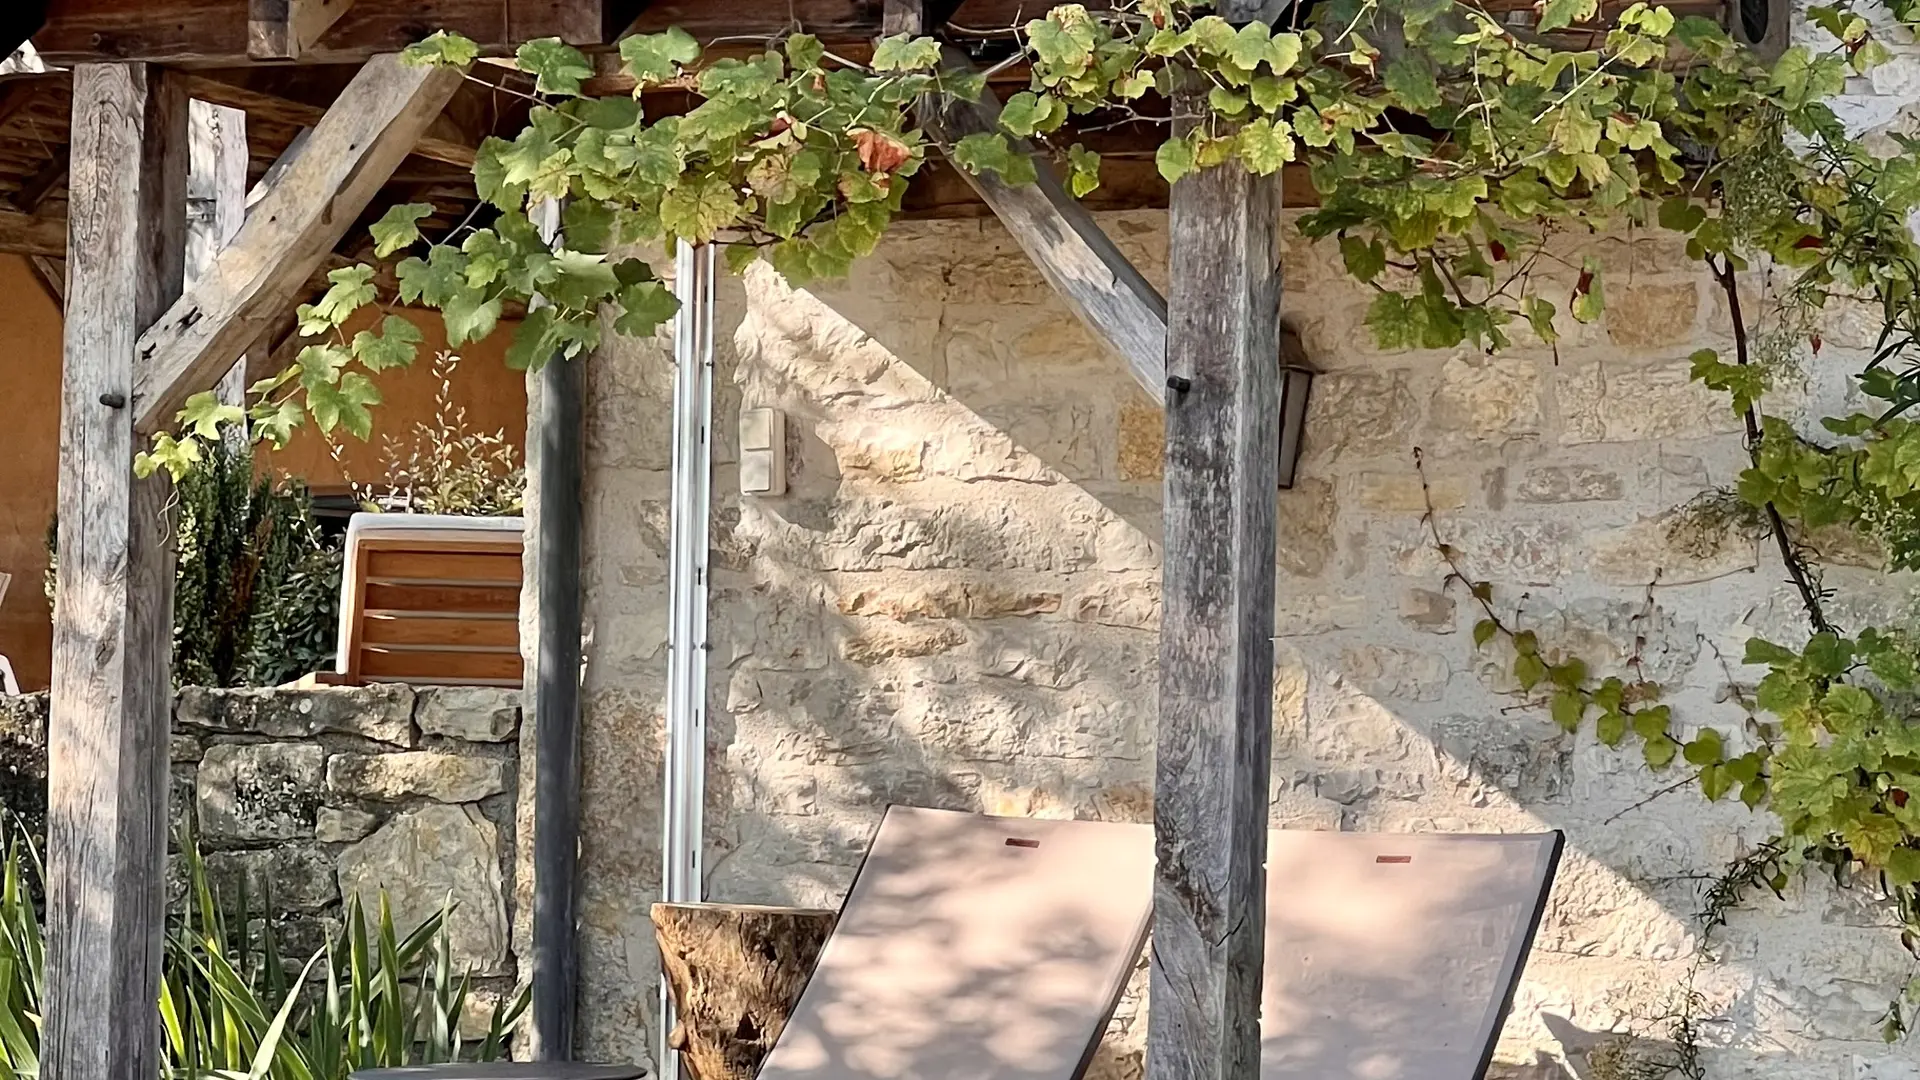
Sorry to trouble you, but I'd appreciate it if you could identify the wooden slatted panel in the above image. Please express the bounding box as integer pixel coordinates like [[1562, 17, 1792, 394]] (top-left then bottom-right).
[[341, 538, 522, 688]]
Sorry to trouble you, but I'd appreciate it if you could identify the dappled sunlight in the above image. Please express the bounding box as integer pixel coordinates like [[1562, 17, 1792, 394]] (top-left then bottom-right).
[[572, 215, 1920, 1079]]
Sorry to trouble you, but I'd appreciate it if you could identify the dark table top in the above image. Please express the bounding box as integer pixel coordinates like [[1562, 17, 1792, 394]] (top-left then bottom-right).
[[352, 1065, 649, 1080]]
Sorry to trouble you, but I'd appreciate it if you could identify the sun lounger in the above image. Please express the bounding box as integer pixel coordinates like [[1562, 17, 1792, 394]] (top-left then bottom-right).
[[754, 808, 1561, 1080], [755, 807, 1156, 1080], [1259, 830, 1562, 1080]]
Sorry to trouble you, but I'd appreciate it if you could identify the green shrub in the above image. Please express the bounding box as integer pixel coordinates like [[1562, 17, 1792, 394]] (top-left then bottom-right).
[[47, 439, 344, 689]]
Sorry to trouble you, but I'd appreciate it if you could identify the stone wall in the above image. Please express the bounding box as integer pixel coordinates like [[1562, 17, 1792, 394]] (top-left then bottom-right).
[[565, 206, 1920, 1080], [0, 685, 522, 988]]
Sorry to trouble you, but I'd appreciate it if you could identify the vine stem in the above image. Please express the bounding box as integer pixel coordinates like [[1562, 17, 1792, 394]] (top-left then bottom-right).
[[1714, 256, 1833, 635]]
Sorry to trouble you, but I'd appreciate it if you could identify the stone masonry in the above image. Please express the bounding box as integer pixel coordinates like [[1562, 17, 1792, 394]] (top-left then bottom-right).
[[0, 685, 522, 992], [556, 197, 1920, 1080]]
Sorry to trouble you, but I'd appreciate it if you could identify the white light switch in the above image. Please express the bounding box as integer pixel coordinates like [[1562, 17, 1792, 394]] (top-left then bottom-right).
[[739, 406, 787, 496]]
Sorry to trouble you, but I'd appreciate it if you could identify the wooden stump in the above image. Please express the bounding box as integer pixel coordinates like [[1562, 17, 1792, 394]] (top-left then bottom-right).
[[652, 902, 838, 1080]]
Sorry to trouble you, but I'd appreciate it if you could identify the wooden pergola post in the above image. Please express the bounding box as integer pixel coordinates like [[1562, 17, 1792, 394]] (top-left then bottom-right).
[[45, 60, 190, 1080], [45, 52, 459, 1080], [1150, 8, 1284, 1080]]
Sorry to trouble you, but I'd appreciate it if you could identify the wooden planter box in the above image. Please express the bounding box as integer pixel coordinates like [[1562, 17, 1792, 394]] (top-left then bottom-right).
[[333, 513, 525, 688]]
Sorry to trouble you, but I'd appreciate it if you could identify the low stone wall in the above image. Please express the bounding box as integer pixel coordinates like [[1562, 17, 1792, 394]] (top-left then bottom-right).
[[0, 685, 521, 987], [174, 684, 521, 977]]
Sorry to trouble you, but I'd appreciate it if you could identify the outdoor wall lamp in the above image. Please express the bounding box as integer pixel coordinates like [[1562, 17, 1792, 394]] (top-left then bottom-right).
[[1277, 325, 1316, 490]]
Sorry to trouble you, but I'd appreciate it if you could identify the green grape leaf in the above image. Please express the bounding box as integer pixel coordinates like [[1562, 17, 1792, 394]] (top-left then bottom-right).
[[1067, 144, 1101, 198], [786, 33, 825, 72], [178, 392, 245, 441], [616, 280, 680, 337], [1642, 733, 1679, 769], [441, 289, 504, 347], [371, 203, 435, 258], [306, 370, 382, 440], [1683, 728, 1725, 766], [621, 28, 701, 84], [351, 316, 424, 373], [1472, 618, 1499, 648], [1699, 763, 1733, 802], [517, 38, 594, 96], [872, 34, 943, 72], [1539, 0, 1599, 33], [1550, 690, 1585, 733], [402, 30, 480, 69], [660, 175, 744, 243], [1236, 118, 1294, 175], [1156, 137, 1196, 184], [1596, 709, 1629, 747], [1514, 652, 1547, 691]]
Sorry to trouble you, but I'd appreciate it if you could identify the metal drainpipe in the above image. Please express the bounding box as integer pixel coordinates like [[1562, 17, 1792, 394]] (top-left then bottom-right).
[[659, 240, 716, 1080], [529, 199, 585, 1061]]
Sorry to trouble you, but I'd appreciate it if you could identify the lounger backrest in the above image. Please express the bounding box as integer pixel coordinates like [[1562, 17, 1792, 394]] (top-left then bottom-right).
[[1260, 830, 1562, 1080], [756, 807, 1155, 1080]]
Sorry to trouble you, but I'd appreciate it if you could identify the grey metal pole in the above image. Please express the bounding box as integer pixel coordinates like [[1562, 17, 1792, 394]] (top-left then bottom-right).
[[529, 201, 585, 1062]]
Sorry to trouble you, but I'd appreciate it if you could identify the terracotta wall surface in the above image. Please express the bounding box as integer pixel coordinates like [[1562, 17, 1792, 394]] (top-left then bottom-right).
[[0, 256, 62, 691], [0, 273, 527, 692], [260, 308, 526, 496]]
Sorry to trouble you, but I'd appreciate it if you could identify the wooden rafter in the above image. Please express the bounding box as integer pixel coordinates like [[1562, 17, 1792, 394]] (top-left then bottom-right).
[[0, 206, 67, 254], [132, 52, 463, 434], [249, 0, 360, 60], [36, 0, 647, 65], [923, 57, 1169, 402], [181, 72, 479, 167]]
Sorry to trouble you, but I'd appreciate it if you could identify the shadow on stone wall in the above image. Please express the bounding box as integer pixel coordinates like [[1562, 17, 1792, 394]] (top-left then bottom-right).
[[572, 217, 1920, 1080]]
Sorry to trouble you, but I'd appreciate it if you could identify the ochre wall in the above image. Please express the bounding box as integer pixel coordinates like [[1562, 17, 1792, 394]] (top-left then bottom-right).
[[259, 307, 525, 495], [0, 267, 526, 692], [0, 256, 63, 691]]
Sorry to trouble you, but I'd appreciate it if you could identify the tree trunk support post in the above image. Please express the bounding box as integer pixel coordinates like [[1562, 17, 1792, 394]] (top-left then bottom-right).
[[45, 61, 189, 1080], [1150, 7, 1284, 1080]]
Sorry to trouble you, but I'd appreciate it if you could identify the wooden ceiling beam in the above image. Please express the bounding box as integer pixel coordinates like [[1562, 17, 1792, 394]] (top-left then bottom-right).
[[180, 71, 478, 166], [249, 0, 360, 61], [0, 206, 68, 255], [37, 0, 650, 65]]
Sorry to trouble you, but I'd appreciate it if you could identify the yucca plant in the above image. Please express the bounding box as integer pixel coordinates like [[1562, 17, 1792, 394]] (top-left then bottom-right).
[[0, 826, 525, 1080]]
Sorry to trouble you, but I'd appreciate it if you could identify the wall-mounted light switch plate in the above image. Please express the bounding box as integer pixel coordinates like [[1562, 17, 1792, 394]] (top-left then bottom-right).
[[739, 406, 787, 496]]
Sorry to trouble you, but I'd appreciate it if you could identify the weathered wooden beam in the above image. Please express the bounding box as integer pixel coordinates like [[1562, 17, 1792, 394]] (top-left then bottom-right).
[[922, 51, 1169, 402], [28, 255, 64, 305], [46, 60, 189, 1080], [0, 207, 69, 255], [179, 72, 479, 167], [187, 97, 253, 420], [37, 0, 642, 65], [131, 53, 462, 435], [1148, 66, 1282, 1080], [249, 0, 359, 60], [652, 902, 837, 1080]]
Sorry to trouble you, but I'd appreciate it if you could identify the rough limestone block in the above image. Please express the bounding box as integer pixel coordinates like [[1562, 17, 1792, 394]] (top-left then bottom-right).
[[204, 846, 339, 912], [337, 803, 508, 973], [197, 743, 325, 841], [176, 684, 416, 746], [326, 751, 509, 803], [415, 686, 521, 743], [315, 806, 380, 843]]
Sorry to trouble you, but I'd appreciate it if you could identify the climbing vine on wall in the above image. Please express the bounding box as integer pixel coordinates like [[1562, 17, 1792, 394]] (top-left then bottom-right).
[[127, 0, 1920, 1045]]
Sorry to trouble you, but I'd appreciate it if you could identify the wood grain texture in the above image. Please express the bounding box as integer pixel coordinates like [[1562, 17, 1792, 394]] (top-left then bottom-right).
[[131, 53, 461, 434], [652, 903, 838, 1080], [249, 0, 360, 60], [922, 50, 1169, 403], [186, 97, 250, 414], [37, 0, 629, 64], [180, 73, 478, 167], [1148, 88, 1282, 1080], [46, 60, 188, 1080], [0, 207, 68, 254]]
